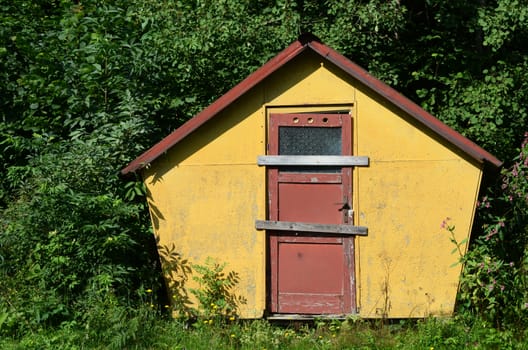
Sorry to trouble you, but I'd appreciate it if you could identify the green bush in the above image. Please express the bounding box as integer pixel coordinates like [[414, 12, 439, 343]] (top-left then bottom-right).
[[449, 133, 528, 328], [0, 132, 158, 335], [190, 257, 247, 323], [2, 0, 528, 345]]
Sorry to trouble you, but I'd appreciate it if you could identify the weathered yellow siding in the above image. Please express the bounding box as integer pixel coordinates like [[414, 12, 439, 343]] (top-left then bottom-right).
[[143, 89, 268, 318], [142, 51, 483, 318], [264, 51, 356, 105], [354, 88, 482, 317]]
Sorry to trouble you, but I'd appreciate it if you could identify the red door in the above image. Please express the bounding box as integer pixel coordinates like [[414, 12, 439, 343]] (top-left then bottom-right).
[[268, 113, 356, 315]]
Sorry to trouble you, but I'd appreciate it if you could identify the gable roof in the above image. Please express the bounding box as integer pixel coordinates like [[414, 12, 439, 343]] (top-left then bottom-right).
[[121, 33, 502, 175]]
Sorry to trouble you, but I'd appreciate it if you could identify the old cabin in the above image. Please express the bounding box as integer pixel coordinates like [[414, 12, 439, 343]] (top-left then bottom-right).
[[122, 34, 501, 319]]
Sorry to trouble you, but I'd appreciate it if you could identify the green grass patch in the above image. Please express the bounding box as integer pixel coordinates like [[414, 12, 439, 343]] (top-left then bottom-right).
[[2, 312, 528, 350]]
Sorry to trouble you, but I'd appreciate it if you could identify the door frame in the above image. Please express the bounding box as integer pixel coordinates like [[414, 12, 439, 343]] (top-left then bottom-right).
[[266, 111, 356, 314]]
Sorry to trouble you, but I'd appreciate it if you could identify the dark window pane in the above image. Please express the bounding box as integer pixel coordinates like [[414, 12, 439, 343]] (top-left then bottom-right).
[[279, 126, 342, 173], [279, 127, 341, 155]]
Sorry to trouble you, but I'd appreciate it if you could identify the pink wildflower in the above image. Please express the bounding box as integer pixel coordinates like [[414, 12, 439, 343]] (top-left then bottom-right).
[[512, 165, 518, 177]]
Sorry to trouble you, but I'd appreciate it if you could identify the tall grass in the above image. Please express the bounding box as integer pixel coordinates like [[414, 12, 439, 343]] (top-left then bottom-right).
[[2, 308, 527, 350]]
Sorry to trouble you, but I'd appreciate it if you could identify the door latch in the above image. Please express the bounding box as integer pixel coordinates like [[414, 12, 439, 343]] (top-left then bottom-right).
[[338, 202, 352, 224]]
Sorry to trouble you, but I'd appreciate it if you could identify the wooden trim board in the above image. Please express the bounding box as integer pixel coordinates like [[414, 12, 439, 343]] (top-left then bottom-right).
[[257, 155, 369, 167], [255, 220, 368, 235]]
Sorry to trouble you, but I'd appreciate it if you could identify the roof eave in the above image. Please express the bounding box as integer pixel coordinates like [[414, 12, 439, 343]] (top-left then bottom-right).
[[122, 35, 502, 175], [121, 39, 309, 175], [306, 40, 503, 169]]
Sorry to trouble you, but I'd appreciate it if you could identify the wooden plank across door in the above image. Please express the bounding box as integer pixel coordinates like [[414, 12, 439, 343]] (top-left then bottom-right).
[[257, 155, 369, 166], [255, 220, 368, 235]]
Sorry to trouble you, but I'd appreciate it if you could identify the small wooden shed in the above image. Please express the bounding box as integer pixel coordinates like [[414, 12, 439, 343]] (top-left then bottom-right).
[[122, 34, 501, 319]]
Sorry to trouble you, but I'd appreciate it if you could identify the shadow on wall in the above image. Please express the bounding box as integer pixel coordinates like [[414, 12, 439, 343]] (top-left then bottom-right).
[[155, 237, 247, 320], [156, 237, 193, 316]]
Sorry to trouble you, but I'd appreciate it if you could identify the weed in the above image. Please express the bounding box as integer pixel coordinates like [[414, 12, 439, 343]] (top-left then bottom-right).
[[190, 257, 247, 323], [442, 133, 528, 329]]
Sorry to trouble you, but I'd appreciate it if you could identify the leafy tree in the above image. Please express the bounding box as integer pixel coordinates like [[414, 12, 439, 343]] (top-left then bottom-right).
[[0, 120, 156, 333], [452, 133, 528, 327], [0, 0, 299, 333], [1, 0, 528, 335], [398, 0, 528, 161]]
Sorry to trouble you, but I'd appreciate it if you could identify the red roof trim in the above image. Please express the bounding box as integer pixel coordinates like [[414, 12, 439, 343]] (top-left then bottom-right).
[[122, 36, 502, 174], [121, 40, 307, 174], [306, 40, 502, 168]]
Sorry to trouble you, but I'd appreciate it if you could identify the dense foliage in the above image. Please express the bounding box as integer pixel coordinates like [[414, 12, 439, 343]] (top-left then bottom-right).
[[1, 316, 527, 350], [454, 132, 528, 327], [1, 0, 528, 342]]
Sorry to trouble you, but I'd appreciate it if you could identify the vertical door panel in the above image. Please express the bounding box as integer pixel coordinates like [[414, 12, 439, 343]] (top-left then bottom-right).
[[278, 183, 342, 224], [278, 240, 346, 314], [268, 113, 355, 315]]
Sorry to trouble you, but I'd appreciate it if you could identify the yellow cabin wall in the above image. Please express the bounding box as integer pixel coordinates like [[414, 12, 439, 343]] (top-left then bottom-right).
[[143, 88, 267, 318], [142, 52, 484, 319], [354, 89, 483, 317]]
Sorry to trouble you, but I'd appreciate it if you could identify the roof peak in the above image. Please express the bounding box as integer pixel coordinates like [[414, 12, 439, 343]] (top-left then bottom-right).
[[121, 35, 501, 175], [298, 32, 321, 45]]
